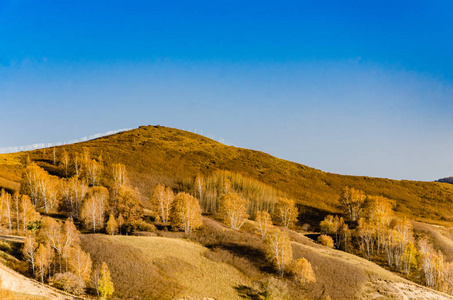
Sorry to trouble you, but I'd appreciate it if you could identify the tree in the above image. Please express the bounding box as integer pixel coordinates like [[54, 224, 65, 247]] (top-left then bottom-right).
[[40, 217, 64, 273], [86, 159, 102, 187], [340, 187, 366, 222], [73, 153, 82, 178], [62, 219, 80, 272], [21, 195, 39, 232], [68, 245, 92, 283], [151, 184, 174, 223], [170, 192, 202, 233], [23, 235, 37, 274], [61, 150, 70, 178], [52, 147, 57, 165], [194, 174, 205, 208], [116, 186, 143, 223], [275, 197, 298, 229], [400, 241, 418, 277], [81, 187, 107, 233], [357, 218, 376, 260], [291, 258, 316, 285], [117, 214, 124, 235], [98, 262, 114, 299], [255, 211, 273, 237], [106, 214, 118, 235], [265, 229, 293, 276], [35, 243, 51, 283], [112, 163, 127, 190], [220, 193, 249, 230]]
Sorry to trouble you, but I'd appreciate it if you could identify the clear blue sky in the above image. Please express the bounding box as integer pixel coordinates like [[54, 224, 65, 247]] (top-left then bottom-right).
[[1, 0, 453, 181]]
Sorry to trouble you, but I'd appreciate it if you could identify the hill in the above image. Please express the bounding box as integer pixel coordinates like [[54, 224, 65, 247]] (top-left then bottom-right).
[[81, 217, 452, 299], [1, 125, 453, 224]]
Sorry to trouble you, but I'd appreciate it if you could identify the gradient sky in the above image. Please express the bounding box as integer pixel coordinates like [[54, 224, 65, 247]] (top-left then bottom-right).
[[1, 1, 453, 181]]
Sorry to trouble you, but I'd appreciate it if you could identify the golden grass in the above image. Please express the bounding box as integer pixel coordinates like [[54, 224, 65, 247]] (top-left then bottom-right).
[[81, 234, 252, 300]]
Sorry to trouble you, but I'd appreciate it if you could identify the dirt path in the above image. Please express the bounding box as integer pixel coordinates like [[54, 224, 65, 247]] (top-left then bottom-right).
[[0, 263, 79, 299]]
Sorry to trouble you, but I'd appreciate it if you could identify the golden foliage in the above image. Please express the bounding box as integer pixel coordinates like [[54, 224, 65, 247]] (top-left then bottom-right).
[[255, 211, 273, 237], [98, 262, 114, 298], [291, 258, 316, 285], [274, 197, 298, 229], [220, 192, 249, 230], [317, 234, 334, 248], [106, 214, 118, 235], [265, 229, 293, 276], [170, 192, 202, 233]]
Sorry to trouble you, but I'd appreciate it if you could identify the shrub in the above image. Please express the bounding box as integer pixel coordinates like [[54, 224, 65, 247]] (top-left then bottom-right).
[[49, 272, 86, 295], [290, 258, 316, 285], [131, 219, 156, 232], [318, 235, 334, 248]]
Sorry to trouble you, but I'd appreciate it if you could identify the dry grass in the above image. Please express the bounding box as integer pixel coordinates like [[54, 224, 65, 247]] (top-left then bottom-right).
[[80, 234, 253, 300]]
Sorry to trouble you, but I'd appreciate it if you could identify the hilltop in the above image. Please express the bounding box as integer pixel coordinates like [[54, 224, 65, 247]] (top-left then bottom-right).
[[1, 125, 453, 225]]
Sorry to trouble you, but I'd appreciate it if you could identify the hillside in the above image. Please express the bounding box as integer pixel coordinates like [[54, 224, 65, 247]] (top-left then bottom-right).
[[1, 125, 453, 224], [81, 217, 452, 299]]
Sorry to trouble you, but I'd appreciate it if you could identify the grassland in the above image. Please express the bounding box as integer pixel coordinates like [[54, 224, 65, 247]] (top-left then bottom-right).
[[80, 234, 253, 300]]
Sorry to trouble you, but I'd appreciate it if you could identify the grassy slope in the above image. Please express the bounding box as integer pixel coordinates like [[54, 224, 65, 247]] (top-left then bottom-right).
[[82, 217, 452, 300], [80, 234, 252, 300], [1, 125, 453, 224]]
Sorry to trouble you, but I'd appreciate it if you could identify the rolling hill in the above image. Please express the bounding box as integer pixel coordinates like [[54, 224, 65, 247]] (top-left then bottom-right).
[[1, 125, 453, 225]]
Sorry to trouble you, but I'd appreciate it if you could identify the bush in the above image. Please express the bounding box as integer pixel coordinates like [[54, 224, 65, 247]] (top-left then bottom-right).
[[317, 235, 334, 248], [131, 219, 156, 232], [49, 272, 86, 295]]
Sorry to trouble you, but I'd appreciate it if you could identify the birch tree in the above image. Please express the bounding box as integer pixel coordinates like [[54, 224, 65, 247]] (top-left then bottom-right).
[[275, 197, 298, 229], [170, 192, 202, 233], [265, 229, 293, 276], [220, 193, 249, 230]]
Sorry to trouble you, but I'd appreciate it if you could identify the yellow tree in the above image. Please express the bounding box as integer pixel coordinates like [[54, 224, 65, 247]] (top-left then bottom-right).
[[61, 150, 70, 178], [106, 214, 118, 235], [194, 174, 206, 210], [255, 211, 273, 237], [22, 235, 37, 274], [220, 193, 249, 230], [81, 187, 107, 233], [170, 192, 202, 233], [112, 163, 127, 190], [151, 184, 174, 223], [68, 245, 92, 283], [98, 262, 114, 299], [35, 243, 51, 283], [40, 217, 64, 272], [21, 195, 40, 231], [357, 218, 376, 260], [265, 229, 293, 276], [340, 187, 366, 222], [116, 186, 143, 222], [62, 219, 80, 272], [275, 197, 298, 229], [400, 241, 418, 277], [86, 159, 102, 187], [291, 258, 316, 285]]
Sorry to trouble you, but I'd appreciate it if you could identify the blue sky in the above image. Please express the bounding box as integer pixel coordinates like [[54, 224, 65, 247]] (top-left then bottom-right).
[[1, 0, 453, 181]]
